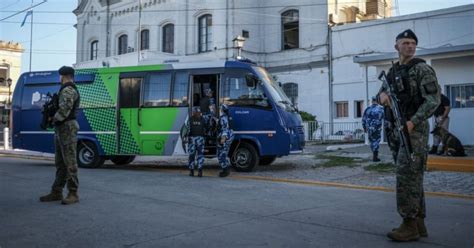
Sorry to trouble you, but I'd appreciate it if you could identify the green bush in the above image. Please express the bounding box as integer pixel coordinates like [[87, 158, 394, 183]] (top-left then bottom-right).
[[299, 110, 316, 122]]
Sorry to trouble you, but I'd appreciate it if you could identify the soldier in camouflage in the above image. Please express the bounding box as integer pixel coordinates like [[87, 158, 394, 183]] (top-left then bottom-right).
[[362, 96, 384, 162], [40, 66, 81, 205], [185, 106, 206, 177], [379, 29, 440, 242], [217, 104, 234, 177]]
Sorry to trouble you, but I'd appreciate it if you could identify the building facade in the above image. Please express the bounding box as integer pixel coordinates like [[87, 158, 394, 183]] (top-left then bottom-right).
[[0, 41, 23, 125]]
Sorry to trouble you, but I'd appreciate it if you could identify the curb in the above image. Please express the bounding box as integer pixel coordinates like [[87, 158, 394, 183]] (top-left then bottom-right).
[[427, 156, 474, 173], [232, 175, 474, 200]]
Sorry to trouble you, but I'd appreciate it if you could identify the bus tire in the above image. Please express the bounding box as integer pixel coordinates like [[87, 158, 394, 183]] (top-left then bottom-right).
[[259, 156, 276, 166], [111, 156, 135, 165], [231, 142, 259, 172], [77, 140, 105, 169]]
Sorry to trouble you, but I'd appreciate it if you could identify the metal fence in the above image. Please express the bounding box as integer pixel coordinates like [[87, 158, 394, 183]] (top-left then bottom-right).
[[303, 121, 365, 142]]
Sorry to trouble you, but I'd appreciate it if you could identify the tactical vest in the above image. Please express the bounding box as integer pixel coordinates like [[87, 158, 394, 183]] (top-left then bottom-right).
[[57, 82, 80, 125], [189, 116, 206, 137], [386, 58, 425, 119]]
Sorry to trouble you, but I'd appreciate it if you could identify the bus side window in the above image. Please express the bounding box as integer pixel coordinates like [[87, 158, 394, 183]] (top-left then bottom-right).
[[171, 71, 189, 107], [221, 70, 269, 108], [143, 73, 172, 107]]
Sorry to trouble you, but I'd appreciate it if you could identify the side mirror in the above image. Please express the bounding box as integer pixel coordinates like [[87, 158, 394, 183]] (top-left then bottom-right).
[[245, 74, 259, 88]]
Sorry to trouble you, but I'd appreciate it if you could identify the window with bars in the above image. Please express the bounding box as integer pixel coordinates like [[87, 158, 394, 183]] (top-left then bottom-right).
[[335, 101, 349, 118], [162, 24, 174, 53], [282, 82, 298, 107], [140, 29, 149, 50], [446, 84, 474, 108], [198, 14, 212, 53], [355, 100, 364, 118], [90, 40, 98, 60], [281, 10, 299, 50], [118, 34, 128, 55]]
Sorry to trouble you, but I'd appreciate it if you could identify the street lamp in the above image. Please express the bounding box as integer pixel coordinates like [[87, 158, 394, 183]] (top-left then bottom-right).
[[232, 35, 246, 59]]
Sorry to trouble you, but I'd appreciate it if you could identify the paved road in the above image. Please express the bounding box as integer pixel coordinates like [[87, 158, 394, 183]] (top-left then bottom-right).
[[0, 156, 473, 248]]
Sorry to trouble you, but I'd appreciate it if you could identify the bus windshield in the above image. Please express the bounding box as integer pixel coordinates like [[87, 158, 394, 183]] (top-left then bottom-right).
[[253, 66, 296, 112]]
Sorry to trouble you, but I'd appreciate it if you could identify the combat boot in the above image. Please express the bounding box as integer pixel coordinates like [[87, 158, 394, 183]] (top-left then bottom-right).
[[387, 218, 420, 242], [428, 145, 438, 155], [61, 191, 79, 205], [189, 169, 194, 177], [39, 190, 63, 202], [198, 169, 203, 177], [219, 167, 230, 177], [373, 151, 381, 162], [417, 218, 428, 237]]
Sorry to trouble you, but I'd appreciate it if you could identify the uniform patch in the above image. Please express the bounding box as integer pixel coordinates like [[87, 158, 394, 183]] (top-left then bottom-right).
[[423, 82, 438, 94]]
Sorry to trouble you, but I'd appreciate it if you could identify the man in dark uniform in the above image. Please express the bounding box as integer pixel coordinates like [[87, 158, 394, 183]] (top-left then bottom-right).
[[185, 106, 206, 177], [40, 66, 81, 205], [429, 94, 450, 155], [378, 29, 440, 242]]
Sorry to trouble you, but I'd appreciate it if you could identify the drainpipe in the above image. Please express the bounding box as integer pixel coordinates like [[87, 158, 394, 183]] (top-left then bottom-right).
[[106, 0, 111, 57], [225, 0, 229, 61], [365, 65, 369, 145], [185, 0, 189, 55], [328, 25, 334, 134]]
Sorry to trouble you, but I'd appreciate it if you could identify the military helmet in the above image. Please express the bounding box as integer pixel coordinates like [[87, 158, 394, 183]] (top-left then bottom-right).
[[192, 106, 201, 113], [220, 104, 229, 113], [204, 88, 213, 95]]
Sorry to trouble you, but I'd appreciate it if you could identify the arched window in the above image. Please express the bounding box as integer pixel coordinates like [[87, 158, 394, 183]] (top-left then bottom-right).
[[140, 29, 149, 50], [282, 82, 298, 107], [90, 40, 98, 60], [198, 14, 212, 53], [281, 10, 299, 50], [162, 24, 174, 53], [118, 34, 128, 55]]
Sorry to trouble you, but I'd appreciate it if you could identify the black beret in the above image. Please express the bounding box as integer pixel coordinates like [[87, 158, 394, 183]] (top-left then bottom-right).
[[396, 29, 418, 44], [58, 66, 75, 76]]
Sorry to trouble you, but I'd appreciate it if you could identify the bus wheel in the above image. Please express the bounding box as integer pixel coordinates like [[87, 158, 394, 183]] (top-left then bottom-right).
[[77, 141, 105, 169], [259, 156, 276, 166], [231, 142, 259, 172], [111, 156, 135, 165]]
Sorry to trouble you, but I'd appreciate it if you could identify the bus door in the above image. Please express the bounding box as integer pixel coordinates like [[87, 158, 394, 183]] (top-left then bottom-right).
[[188, 70, 222, 156], [117, 75, 143, 155]]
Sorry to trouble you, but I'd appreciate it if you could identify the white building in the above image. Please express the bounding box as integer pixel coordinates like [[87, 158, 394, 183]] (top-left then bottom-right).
[[0, 41, 23, 126], [331, 4, 474, 144]]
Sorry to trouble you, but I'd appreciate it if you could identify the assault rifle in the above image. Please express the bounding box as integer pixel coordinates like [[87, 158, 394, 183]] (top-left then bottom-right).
[[40, 93, 59, 130], [378, 70, 415, 163]]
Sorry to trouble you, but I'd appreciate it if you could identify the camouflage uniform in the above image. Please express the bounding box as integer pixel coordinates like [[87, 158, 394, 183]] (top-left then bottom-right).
[[362, 103, 384, 152], [217, 114, 234, 169], [52, 82, 80, 193], [381, 58, 440, 220]]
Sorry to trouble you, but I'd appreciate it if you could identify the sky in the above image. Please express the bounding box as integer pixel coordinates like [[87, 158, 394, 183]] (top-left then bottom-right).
[[0, 0, 473, 73]]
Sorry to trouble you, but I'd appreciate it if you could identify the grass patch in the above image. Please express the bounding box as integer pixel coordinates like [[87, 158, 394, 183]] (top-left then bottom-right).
[[315, 154, 363, 168], [364, 163, 396, 173]]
